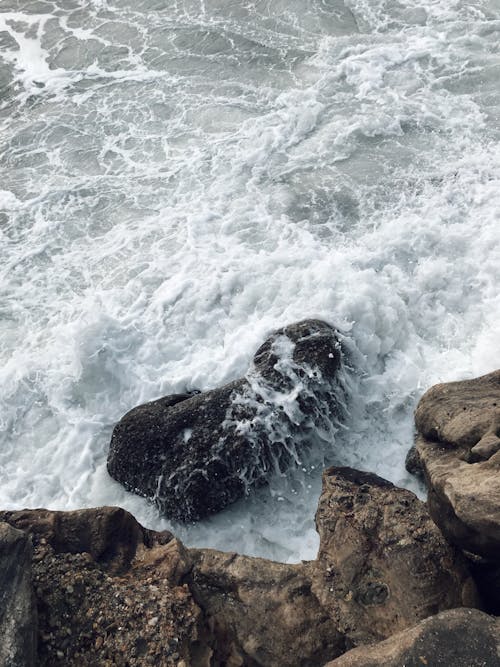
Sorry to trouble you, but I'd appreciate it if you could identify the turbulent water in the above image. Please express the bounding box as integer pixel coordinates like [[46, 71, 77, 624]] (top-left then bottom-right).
[[1, 0, 500, 562]]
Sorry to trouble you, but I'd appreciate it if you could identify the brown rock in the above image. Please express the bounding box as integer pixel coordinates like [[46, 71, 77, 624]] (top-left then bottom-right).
[[189, 549, 346, 667], [0, 522, 37, 667], [0, 464, 480, 667], [311, 467, 478, 646], [415, 370, 500, 451], [107, 319, 344, 522], [0, 508, 209, 667], [411, 370, 500, 557], [323, 608, 500, 667]]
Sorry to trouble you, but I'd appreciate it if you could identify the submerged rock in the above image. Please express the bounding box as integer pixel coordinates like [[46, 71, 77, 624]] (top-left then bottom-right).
[[409, 369, 500, 558], [0, 522, 37, 667], [107, 319, 344, 522], [324, 608, 500, 667], [311, 467, 478, 647]]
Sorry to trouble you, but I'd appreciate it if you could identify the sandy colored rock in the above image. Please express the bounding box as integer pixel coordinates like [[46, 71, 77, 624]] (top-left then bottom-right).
[[411, 370, 500, 557], [0, 470, 480, 667], [0, 506, 173, 573], [0, 522, 37, 667], [1, 506, 348, 666], [189, 549, 346, 667], [0, 508, 209, 666], [324, 608, 500, 667], [311, 467, 478, 646], [415, 370, 500, 452]]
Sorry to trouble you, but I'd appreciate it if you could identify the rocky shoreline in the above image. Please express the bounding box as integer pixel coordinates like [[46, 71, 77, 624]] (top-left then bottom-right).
[[107, 320, 346, 522], [1, 322, 499, 666]]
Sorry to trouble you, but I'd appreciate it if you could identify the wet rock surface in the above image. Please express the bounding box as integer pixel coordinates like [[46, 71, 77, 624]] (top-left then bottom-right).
[[311, 467, 478, 646], [324, 608, 500, 667], [409, 369, 500, 558], [107, 319, 344, 522], [0, 522, 37, 667]]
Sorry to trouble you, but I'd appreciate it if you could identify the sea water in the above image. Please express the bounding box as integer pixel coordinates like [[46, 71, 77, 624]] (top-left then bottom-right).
[[1, 0, 499, 562]]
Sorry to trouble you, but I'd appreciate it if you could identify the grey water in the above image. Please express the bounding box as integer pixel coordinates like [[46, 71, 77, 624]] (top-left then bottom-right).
[[1, 0, 499, 561]]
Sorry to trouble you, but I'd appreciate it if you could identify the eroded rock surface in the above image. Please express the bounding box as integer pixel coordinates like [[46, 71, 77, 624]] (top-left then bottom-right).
[[189, 549, 346, 667], [0, 506, 173, 573], [0, 508, 208, 666], [312, 467, 478, 646], [324, 608, 500, 667], [0, 506, 348, 667], [107, 319, 344, 522], [0, 522, 37, 667], [409, 370, 500, 557], [0, 468, 480, 666]]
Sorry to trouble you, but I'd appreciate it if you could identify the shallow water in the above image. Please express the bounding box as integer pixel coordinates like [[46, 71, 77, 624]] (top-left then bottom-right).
[[1, 0, 500, 562]]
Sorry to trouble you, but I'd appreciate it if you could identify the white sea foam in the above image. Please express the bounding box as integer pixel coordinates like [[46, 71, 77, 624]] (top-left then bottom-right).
[[1, 0, 499, 562]]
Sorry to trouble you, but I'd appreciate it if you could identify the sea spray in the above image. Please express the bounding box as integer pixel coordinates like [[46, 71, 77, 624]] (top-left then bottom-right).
[[1, 0, 499, 562]]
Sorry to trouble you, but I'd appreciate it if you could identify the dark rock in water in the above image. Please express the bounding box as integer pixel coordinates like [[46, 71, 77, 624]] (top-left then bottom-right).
[[107, 319, 344, 522], [324, 608, 500, 667], [0, 522, 37, 667]]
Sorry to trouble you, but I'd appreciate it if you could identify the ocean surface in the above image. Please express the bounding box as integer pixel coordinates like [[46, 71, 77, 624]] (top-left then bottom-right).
[[1, 0, 499, 563]]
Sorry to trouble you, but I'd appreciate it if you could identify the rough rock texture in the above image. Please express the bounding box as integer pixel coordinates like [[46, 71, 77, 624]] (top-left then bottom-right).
[[0, 522, 37, 667], [189, 549, 347, 667], [108, 319, 344, 522], [311, 467, 478, 646], [324, 608, 500, 667], [0, 475, 477, 667], [0, 506, 173, 573], [0, 508, 209, 666], [410, 369, 500, 557], [0, 506, 349, 666]]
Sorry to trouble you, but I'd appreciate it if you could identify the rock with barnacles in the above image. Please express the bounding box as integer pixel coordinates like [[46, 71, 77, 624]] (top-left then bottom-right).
[[107, 319, 344, 521], [408, 370, 500, 558]]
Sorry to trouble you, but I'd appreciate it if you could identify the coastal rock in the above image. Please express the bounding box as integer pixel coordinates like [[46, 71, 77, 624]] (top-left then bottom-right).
[[189, 549, 346, 666], [467, 556, 500, 616], [0, 508, 210, 666], [323, 608, 500, 667], [410, 370, 500, 557], [311, 467, 478, 646], [107, 319, 343, 522], [0, 506, 173, 573], [0, 522, 37, 667], [3, 506, 347, 666], [0, 482, 479, 667]]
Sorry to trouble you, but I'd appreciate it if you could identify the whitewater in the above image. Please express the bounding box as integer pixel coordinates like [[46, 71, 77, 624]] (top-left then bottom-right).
[[1, 0, 499, 562]]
